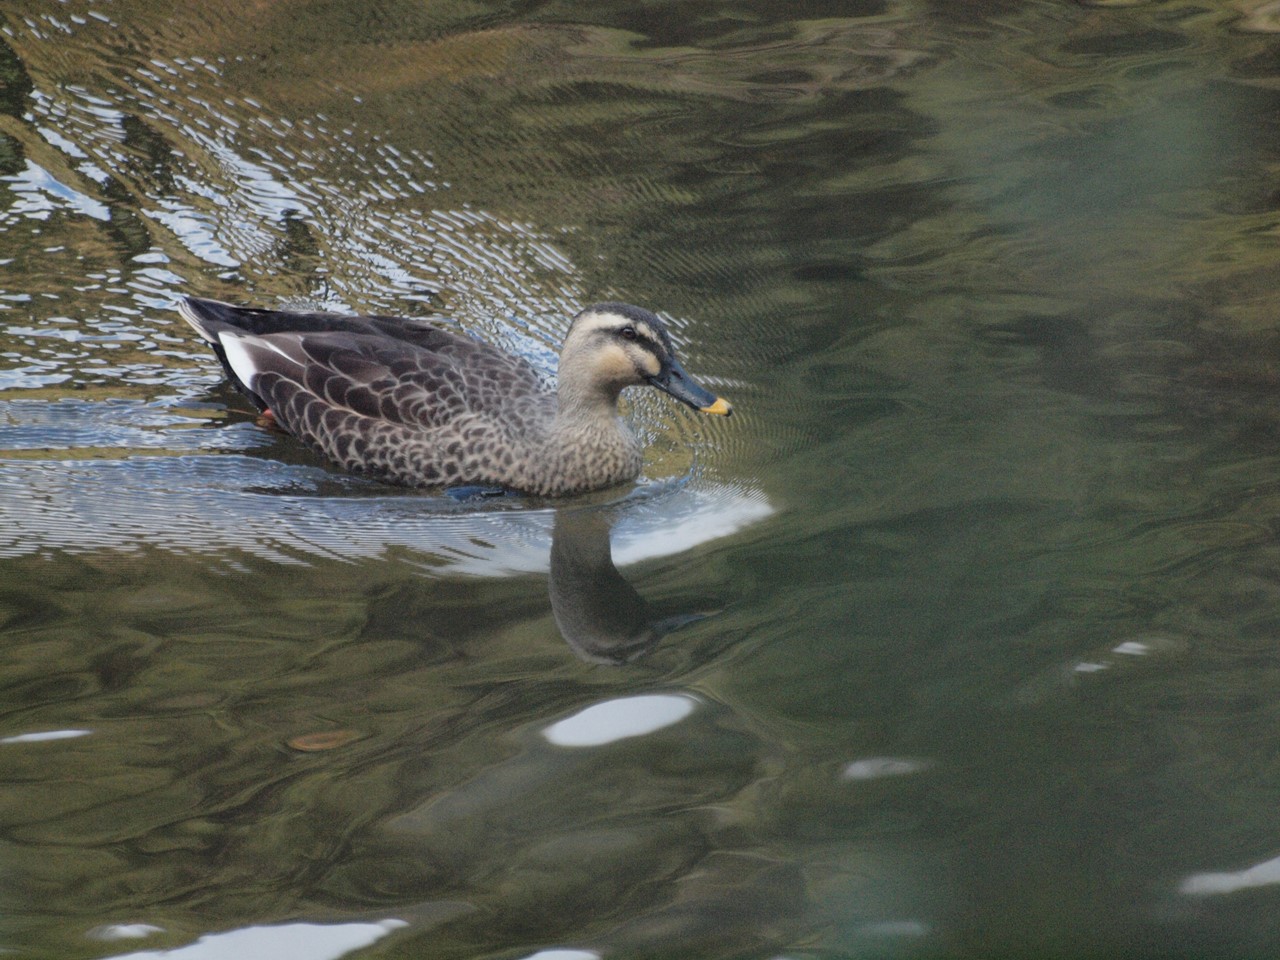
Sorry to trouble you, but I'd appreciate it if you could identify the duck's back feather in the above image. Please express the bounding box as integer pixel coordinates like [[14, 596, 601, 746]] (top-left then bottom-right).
[[181, 296, 563, 489], [182, 298, 547, 406]]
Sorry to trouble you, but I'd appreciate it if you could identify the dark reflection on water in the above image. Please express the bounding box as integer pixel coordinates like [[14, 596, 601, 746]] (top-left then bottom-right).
[[549, 508, 709, 664], [8, 0, 1280, 958]]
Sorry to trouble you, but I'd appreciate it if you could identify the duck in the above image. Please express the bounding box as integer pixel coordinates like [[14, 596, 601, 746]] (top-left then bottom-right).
[[178, 296, 732, 497]]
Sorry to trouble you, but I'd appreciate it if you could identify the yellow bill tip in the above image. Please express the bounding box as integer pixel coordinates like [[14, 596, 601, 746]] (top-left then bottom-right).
[[700, 396, 733, 417]]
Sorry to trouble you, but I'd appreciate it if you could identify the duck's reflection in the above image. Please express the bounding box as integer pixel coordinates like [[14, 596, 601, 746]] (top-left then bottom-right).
[[547, 507, 707, 664]]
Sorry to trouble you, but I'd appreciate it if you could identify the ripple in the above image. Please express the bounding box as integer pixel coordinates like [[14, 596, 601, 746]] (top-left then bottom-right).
[[0, 453, 770, 571], [1, 159, 110, 221], [0, 398, 253, 453]]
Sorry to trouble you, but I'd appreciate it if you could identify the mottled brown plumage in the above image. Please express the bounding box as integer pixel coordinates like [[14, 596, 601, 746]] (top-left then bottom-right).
[[179, 296, 731, 496]]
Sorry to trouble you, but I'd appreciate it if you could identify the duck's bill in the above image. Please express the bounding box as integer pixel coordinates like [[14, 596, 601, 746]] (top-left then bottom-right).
[[649, 360, 733, 417]]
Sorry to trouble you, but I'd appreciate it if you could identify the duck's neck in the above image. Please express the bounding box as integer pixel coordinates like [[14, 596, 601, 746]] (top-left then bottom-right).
[[553, 378, 633, 444], [555, 363, 622, 423], [547, 369, 643, 489], [550, 335, 626, 423]]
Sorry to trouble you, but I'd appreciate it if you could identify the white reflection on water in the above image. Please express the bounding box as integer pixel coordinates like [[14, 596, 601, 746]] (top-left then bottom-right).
[[542, 694, 698, 747], [1, 159, 111, 222], [89, 925, 166, 942], [0, 728, 92, 744], [104, 920, 407, 960], [1180, 852, 1280, 896], [840, 757, 931, 781], [0, 447, 770, 574]]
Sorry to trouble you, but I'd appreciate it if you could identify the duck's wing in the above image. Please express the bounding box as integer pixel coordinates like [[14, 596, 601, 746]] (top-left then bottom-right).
[[181, 295, 477, 345], [217, 328, 549, 427], [179, 296, 549, 415], [212, 327, 553, 486]]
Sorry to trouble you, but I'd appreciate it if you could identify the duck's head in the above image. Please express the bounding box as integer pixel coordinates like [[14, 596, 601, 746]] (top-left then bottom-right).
[[560, 303, 733, 416]]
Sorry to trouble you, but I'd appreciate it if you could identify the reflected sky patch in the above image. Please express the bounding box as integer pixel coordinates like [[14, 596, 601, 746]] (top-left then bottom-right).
[[2, 159, 111, 222], [840, 757, 931, 781], [104, 920, 407, 960], [542, 694, 698, 748], [1180, 852, 1280, 896], [0, 728, 92, 744]]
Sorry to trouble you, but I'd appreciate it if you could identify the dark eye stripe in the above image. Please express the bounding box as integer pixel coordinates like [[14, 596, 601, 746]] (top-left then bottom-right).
[[628, 329, 663, 357], [631, 323, 660, 344], [596, 321, 664, 358]]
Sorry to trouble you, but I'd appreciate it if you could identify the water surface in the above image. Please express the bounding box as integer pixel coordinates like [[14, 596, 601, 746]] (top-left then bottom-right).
[[4, 1, 1280, 957]]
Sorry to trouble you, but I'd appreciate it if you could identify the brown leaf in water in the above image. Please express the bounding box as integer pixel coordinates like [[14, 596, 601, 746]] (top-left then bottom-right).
[[287, 729, 362, 752]]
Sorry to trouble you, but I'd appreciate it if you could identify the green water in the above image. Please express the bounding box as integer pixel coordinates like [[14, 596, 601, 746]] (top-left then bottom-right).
[[3, 1, 1280, 957]]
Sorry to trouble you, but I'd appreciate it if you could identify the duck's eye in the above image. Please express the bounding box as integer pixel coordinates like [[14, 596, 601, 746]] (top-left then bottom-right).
[[619, 326, 638, 341]]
